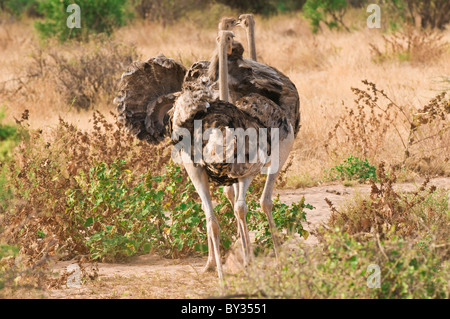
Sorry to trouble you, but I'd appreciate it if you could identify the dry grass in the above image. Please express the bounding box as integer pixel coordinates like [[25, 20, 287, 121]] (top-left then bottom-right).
[[370, 26, 449, 65], [1, 14, 449, 182]]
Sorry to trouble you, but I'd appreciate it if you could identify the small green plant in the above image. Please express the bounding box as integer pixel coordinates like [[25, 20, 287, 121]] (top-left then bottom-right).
[[303, 0, 350, 33], [248, 194, 312, 250], [329, 155, 377, 182]]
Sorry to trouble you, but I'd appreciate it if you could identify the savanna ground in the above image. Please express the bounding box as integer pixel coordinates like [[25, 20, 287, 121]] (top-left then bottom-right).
[[0, 1, 449, 299]]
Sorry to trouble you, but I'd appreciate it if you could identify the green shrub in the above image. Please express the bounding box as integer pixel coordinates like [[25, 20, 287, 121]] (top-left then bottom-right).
[[303, 0, 350, 33], [1, 112, 169, 263], [35, 0, 130, 42], [225, 230, 448, 298], [248, 194, 312, 250], [64, 159, 312, 261], [328, 155, 377, 182], [66, 160, 168, 261], [0, 0, 41, 18]]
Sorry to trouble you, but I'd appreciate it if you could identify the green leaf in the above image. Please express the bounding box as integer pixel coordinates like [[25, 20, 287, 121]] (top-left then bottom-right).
[[84, 216, 94, 227]]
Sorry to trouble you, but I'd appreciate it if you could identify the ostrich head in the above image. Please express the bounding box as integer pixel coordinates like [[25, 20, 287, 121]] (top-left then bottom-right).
[[207, 31, 243, 82], [236, 14, 255, 30], [217, 30, 234, 56], [218, 17, 237, 31]]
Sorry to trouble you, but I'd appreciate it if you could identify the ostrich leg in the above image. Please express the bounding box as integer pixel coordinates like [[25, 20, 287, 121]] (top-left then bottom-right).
[[234, 176, 254, 267], [223, 185, 236, 209], [182, 162, 223, 281], [260, 127, 295, 258]]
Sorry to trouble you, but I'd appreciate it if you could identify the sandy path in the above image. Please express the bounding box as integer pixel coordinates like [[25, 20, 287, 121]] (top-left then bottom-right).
[[45, 177, 449, 298]]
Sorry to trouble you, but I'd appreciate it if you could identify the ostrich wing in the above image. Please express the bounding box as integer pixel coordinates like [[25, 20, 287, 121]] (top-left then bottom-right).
[[114, 54, 186, 144], [228, 58, 301, 138], [235, 93, 290, 140]]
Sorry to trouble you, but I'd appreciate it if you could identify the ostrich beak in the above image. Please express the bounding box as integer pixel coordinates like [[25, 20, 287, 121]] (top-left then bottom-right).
[[227, 43, 233, 55]]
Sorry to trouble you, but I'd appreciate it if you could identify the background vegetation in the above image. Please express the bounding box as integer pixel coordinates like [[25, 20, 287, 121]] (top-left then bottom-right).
[[0, 0, 449, 298]]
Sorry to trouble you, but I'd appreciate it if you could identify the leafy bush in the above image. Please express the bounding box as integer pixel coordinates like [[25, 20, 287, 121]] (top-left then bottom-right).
[[35, 0, 130, 41], [303, 0, 350, 33], [1, 110, 310, 264], [67, 160, 170, 261], [248, 195, 312, 250], [0, 0, 41, 18], [329, 155, 377, 182], [225, 230, 449, 298], [1, 111, 169, 263]]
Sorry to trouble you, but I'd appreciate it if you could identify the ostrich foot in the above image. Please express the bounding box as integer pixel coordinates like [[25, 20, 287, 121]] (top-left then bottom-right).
[[201, 259, 217, 273]]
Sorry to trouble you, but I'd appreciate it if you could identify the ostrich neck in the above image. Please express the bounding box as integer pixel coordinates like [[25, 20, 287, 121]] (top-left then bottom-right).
[[247, 25, 257, 61], [218, 41, 229, 102]]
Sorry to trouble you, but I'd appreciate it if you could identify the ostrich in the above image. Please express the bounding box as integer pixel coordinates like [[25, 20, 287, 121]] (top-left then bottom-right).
[[115, 31, 289, 280], [216, 14, 301, 255]]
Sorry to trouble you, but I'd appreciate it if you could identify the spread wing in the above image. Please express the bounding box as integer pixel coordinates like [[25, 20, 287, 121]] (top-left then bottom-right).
[[114, 54, 187, 144]]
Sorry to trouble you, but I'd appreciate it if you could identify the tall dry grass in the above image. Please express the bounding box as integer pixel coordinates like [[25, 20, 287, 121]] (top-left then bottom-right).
[[1, 13, 449, 182]]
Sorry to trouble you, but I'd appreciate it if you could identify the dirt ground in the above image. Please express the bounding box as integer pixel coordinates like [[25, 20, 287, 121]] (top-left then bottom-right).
[[40, 177, 448, 299]]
